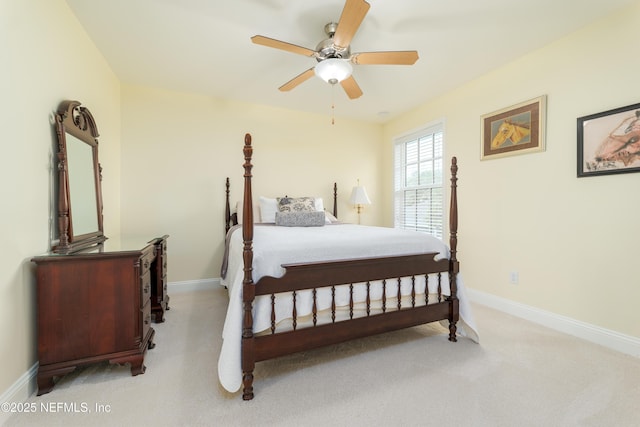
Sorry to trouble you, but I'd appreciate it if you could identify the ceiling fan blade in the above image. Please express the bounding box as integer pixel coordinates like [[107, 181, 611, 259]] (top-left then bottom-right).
[[251, 35, 316, 57], [340, 75, 363, 99], [351, 51, 419, 65], [333, 0, 371, 50], [279, 68, 316, 92]]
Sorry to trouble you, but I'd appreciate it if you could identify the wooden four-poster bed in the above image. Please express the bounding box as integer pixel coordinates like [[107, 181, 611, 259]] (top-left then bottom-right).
[[219, 133, 475, 400]]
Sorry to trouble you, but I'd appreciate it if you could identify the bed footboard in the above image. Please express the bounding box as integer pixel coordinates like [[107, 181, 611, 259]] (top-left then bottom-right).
[[253, 253, 454, 361]]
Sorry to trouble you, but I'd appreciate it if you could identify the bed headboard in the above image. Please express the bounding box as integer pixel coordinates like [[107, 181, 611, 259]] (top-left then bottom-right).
[[224, 175, 338, 233]]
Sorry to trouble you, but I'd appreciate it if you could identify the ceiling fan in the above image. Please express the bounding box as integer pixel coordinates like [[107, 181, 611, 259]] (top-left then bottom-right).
[[251, 0, 419, 100]]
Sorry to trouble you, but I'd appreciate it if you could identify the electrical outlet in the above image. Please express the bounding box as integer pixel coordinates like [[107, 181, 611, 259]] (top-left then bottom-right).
[[509, 271, 519, 285]]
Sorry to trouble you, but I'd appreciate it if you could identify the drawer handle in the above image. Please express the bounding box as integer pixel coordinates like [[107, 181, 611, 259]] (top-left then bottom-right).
[[144, 286, 149, 294], [144, 260, 150, 269]]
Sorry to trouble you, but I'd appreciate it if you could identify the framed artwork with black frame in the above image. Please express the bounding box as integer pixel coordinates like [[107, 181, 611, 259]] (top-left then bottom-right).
[[577, 102, 640, 177]]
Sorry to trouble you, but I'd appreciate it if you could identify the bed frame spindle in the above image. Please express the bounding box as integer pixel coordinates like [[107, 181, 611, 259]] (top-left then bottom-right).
[[292, 291, 298, 330], [425, 275, 429, 305], [382, 280, 387, 313], [270, 295, 276, 334], [411, 276, 416, 307], [349, 284, 354, 319], [331, 286, 336, 323], [312, 289, 318, 326]]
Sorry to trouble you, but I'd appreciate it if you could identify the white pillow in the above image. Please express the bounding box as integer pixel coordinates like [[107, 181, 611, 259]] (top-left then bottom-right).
[[259, 197, 278, 223], [324, 211, 338, 224], [314, 197, 324, 212], [235, 200, 260, 224]]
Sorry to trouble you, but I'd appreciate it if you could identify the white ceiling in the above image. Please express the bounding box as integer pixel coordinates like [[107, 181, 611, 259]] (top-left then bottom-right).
[[65, 0, 635, 123]]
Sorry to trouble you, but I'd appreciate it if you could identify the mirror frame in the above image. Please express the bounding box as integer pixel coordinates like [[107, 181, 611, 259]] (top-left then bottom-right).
[[53, 100, 107, 253]]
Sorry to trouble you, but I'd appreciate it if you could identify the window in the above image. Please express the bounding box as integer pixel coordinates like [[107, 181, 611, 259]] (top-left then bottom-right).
[[394, 122, 444, 239]]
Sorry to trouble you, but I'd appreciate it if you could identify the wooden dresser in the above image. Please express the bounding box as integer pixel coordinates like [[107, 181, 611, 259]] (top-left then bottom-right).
[[31, 235, 169, 395]]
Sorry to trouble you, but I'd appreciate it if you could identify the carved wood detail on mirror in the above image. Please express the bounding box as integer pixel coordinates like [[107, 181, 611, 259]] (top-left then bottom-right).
[[53, 100, 106, 254]]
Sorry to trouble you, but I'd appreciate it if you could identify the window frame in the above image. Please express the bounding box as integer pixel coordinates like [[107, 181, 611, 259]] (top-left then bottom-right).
[[393, 120, 446, 239]]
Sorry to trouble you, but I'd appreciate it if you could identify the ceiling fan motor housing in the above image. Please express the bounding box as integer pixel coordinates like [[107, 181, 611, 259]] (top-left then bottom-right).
[[316, 22, 350, 61]]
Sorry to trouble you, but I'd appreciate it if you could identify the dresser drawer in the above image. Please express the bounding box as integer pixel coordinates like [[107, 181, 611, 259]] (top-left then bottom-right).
[[141, 300, 152, 339], [140, 245, 156, 276], [140, 271, 151, 305]]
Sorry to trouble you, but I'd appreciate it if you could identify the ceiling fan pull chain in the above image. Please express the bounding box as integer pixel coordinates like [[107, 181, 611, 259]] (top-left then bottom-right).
[[331, 83, 336, 125]]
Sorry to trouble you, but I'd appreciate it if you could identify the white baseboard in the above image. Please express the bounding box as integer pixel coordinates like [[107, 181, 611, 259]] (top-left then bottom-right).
[[0, 362, 38, 426], [467, 288, 640, 358], [167, 278, 219, 293]]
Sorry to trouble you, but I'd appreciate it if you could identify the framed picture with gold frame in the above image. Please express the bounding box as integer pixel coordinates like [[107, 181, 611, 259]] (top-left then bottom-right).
[[481, 95, 546, 160]]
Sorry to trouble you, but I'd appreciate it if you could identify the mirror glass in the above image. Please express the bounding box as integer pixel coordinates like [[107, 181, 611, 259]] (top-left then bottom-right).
[[66, 133, 99, 236], [53, 100, 106, 253]]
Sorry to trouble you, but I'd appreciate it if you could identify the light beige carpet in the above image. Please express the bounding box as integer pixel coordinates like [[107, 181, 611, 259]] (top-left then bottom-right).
[[6, 287, 640, 427]]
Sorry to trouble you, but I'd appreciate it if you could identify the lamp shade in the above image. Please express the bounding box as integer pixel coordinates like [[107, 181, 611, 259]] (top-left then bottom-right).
[[314, 58, 353, 84], [350, 185, 371, 205]]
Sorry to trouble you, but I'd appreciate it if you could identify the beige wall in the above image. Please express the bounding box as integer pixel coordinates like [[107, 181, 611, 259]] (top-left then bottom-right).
[[383, 2, 640, 339], [0, 0, 121, 399], [119, 85, 383, 282]]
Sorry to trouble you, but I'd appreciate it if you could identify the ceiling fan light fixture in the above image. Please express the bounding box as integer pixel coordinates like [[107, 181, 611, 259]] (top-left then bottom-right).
[[314, 58, 352, 84]]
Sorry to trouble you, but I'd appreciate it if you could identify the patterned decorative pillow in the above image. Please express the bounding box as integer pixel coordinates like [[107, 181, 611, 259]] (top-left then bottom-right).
[[275, 211, 325, 227], [277, 196, 316, 213]]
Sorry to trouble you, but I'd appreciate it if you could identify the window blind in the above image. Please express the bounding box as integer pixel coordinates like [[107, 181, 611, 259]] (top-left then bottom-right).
[[393, 123, 444, 239]]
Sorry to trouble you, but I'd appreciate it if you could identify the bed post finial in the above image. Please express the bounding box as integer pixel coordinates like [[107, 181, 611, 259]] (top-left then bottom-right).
[[243, 133, 253, 226], [242, 132, 256, 400]]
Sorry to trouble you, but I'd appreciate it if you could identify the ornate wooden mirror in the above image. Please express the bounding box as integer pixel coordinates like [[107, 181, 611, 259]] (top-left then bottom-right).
[[53, 100, 106, 253]]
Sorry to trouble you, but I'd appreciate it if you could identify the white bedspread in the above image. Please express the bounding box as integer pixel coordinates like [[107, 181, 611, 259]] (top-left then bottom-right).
[[218, 224, 479, 393]]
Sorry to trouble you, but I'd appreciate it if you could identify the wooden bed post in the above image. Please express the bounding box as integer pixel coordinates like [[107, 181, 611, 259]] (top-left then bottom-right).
[[225, 177, 231, 234], [241, 133, 256, 400], [333, 182, 338, 219], [448, 157, 460, 342]]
